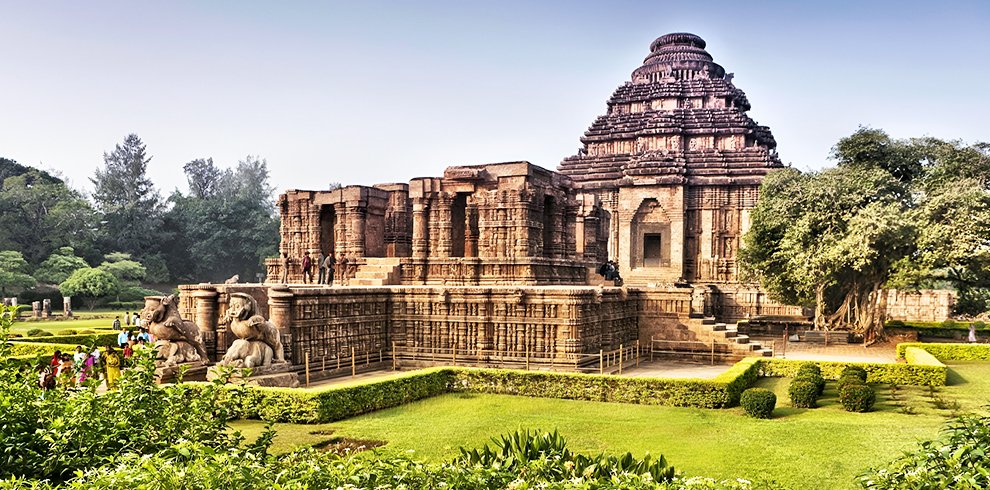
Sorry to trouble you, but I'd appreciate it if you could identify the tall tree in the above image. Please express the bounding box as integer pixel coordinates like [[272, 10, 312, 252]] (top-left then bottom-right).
[[0, 250, 36, 296], [91, 134, 167, 278], [0, 165, 99, 264], [163, 156, 278, 283], [33, 247, 90, 285], [742, 129, 990, 339], [183, 158, 226, 199]]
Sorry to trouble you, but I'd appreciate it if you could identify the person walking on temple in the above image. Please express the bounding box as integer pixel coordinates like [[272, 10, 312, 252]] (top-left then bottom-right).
[[302, 251, 313, 284], [338, 253, 349, 286], [112, 315, 121, 330], [324, 253, 336, 286], [279, 252, 290, 283], [317, 251, 327, 285], [125, 311, 131, 326]]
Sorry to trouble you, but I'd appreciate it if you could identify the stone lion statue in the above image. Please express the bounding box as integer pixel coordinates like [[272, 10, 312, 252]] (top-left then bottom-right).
[[218, 292, 285, 368], [145, 294, 209, 366]]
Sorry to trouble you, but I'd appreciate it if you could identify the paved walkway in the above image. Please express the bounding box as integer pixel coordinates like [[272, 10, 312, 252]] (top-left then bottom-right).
[[755, 336, 898, 363], [619, 361, 732, 379]]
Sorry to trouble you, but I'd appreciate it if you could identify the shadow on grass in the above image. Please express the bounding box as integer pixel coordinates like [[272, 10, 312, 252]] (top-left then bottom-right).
[[946, 367, 967, 386]]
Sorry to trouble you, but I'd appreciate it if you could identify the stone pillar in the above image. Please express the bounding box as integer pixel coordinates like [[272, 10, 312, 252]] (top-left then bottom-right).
[[432, 194, 453, 258], [192, 285, 219, 362], [32, 301, 41, 318], [267, 286, 295, 363], [333, 202, 348, 257], [41, 299, 52, 318], [349, 205, 367, 257], [465, 204, 479, 258], [63, 297, 73, 317], [412, 198, 430, 259]]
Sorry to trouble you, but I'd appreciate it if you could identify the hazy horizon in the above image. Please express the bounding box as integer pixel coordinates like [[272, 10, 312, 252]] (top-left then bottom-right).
[[2, 0, 988, 196]]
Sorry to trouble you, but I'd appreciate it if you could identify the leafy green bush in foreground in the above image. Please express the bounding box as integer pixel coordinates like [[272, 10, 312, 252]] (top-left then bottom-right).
[[860, 414, 990, 489]]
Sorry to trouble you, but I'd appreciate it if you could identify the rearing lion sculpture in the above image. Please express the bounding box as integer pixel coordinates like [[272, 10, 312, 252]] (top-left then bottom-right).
[[145, 294, 209, 365], [218, 292, 285, 367]]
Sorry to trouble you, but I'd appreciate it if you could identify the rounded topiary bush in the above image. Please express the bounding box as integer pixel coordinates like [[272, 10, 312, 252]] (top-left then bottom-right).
[[841, 365, 868, 383], [838, 373, 866, 389], [788, 379, 819, 408], [60, 329, 78, 335], [839, 383, 876, 412], [741, 388, 776, 419], [25, 328, 53, 337], [797, 372, 826, 396], [797, 362, 822, 377]]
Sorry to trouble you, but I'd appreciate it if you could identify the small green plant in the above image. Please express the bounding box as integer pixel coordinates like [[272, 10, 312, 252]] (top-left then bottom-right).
[[839, 383, 876, 412], [896, 405, 917, 415], [25, 328, 46, 337], [788, 379, 818, 408], [740, 388, 776, 419], [931, 395, 961, 411]]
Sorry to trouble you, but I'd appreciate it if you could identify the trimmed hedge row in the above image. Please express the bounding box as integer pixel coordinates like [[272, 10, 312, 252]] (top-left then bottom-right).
[[896, 342, 990, 361], [11, 332, 118, 346], [7, 342, 84, 358], [185, 368, 455, 423], [210, 358, 766, 423], [758, 358, 946, 386]]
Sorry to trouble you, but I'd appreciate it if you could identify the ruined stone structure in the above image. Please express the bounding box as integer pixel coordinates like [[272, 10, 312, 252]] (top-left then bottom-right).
[[193, 33, 807, 378], [558, 32, 781, 286], [267, 162, 599, 286]]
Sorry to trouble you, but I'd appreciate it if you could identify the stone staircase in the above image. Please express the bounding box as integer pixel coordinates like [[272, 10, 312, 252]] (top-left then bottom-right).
[[350, 258, 402, 286], [685, 316, 774, 359]]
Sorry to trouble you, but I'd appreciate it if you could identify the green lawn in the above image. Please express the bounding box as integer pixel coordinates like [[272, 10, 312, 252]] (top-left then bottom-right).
[[10, 310, 127, 334], [231, 362, 990, 490]]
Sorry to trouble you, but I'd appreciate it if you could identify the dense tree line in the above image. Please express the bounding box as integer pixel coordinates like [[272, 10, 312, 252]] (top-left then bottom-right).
[[0, 134, 279, 300], [740, 128, 990, 340]]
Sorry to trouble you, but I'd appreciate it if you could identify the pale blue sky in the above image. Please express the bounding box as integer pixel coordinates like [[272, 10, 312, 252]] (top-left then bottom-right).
[[1, 0, 988, 195]]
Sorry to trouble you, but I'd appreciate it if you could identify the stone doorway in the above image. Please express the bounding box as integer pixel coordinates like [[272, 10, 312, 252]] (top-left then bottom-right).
[[450, 193, 477, 258], [319, 205, 337, 257], [643, 233, 662, 267]]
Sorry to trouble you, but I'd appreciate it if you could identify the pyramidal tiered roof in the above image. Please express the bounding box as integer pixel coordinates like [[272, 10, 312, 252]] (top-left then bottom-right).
[[558, 33, 781, 189]]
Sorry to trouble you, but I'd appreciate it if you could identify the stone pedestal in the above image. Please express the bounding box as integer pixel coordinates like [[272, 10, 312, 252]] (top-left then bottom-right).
[[155, 339, 205, 366], [156, 362, 210, 383], [206, 357, 298, 388]]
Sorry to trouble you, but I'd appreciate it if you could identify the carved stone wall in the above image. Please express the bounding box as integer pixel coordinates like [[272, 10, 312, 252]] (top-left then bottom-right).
[[180, 284, 642, 371], [884, 289, 955, 323]]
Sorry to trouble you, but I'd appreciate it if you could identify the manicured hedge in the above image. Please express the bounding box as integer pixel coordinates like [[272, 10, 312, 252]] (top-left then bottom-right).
[[758, 358, 945, 386], [896, 342, 990, 361], [184, 368, 455, 423], [207, 358, 767, 423], [6, 342, 83, 358], [450, 367, 745, 409], [11, 332, 118, 346]]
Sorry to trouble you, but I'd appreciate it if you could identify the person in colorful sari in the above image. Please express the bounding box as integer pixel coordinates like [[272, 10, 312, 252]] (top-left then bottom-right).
[[104, 345, 122, 390]]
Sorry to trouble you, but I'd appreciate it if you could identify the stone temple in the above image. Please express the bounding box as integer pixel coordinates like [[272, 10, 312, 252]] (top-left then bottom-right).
[[179, 33, 802, 378]]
